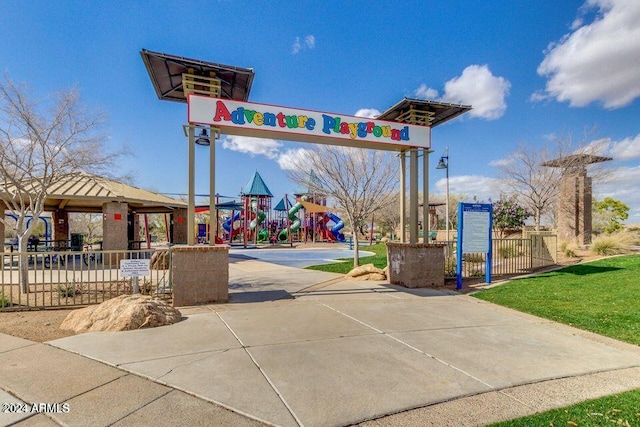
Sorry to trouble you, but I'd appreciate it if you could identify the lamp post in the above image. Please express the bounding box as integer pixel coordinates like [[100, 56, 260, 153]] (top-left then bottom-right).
[[436, 147, 450, 242]]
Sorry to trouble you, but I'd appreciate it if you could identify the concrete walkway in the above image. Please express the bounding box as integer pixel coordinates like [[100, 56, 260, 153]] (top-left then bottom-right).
[[2, 259, 640, 426]]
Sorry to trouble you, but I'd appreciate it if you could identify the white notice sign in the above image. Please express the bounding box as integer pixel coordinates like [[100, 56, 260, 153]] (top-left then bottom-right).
[[120, 259, 151, 277], [462, 205, 491, 253]]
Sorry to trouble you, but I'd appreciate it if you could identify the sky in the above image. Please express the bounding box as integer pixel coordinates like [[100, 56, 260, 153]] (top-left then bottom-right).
[[2, 0, 640, 222]]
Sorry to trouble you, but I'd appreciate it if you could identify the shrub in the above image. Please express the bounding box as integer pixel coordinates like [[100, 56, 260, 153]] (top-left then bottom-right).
[[497, 246, 519, 259], [57, 284, 80, 297], [463, 253, 485, 263], [590, 232, 634, 256], [0, 294, 9, 308], [560, 240, 577, 258]]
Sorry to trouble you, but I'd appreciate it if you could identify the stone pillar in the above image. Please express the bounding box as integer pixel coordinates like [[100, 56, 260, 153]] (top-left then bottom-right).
[[102, 202, 129, 251], [557, 169, 592, 246], [172, 208, 188, 244], [171, 245, 229, 306], [0, 205, 4, 252], [386, 242, 445, 288], [52, 210, 69, 248]]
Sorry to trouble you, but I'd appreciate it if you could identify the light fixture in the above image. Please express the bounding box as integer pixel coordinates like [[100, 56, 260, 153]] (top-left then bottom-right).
[[195, 128, 210, 146], [436, 147, 450, 242]]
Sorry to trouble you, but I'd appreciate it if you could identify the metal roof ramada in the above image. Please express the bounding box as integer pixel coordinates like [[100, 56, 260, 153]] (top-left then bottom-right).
[[378, 98, 472, 128], [1, 173, 187, 213]]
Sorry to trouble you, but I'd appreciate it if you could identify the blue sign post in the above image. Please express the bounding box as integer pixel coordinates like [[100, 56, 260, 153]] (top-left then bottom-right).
[[456, 203, 493, 290]]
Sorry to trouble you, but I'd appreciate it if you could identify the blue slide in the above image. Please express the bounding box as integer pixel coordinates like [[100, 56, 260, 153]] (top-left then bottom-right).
[[326, 213, 346, 242], [222, 212, 242, 237]]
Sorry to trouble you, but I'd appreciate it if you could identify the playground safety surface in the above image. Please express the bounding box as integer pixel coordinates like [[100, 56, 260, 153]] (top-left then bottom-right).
[[3, 258, 640, 426]]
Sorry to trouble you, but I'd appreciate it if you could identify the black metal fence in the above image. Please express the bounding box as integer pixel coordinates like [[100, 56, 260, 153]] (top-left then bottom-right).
[[0, 249, 171, 311], [441, 236, 557, 279]]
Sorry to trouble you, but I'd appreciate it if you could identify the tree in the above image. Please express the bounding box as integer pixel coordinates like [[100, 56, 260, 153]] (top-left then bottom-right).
[[492, 194, 530, 238], [495, 144, 562, 231], [594, 197, 629, 234], [0, 77, 117, 292], [69, 213, 103, 243], [285, 146, 398, 267]]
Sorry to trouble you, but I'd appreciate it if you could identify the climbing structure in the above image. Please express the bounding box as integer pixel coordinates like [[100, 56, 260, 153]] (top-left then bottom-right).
[[241, 171, 273, 244]]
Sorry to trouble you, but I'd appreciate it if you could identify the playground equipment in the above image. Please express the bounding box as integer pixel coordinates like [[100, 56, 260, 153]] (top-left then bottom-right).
[[278, 201, 303, 241], [222, 211, 242, 238], [326, 213, 346, 242]]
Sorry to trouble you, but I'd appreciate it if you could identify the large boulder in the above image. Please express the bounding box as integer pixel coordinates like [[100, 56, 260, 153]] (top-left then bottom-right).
[[150, 250, 170, 270], [346, 264, 387, 281], [60, 294, 182, 333]]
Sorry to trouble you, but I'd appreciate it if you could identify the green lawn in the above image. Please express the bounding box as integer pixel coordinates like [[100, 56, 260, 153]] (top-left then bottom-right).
[[489, 389, 640, 426], [473, 255, 640, 345], [305, 243, 387, 274], [475, 255, 640, 426]]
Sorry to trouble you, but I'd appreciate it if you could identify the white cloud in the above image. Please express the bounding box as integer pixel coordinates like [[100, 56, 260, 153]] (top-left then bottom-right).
[[276, 148, 314, 171], [292, 35, 316, 54], [610, 134, 640, 160], [221, 136, 281, 159], [354, 108, 380, 118], [594, 165, 640, 221], [488, 158, 513, 167], [414, 84, 439, 100], [434, 175, 502, 202], [582, 133, 640, 160], [440, 65, 511, 120], [305, 35, 315, 49], [536, 0, 640, 109]]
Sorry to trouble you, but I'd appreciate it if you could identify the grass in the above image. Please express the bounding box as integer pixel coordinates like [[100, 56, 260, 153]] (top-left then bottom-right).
[[305, 243, 387, 274], [476, 255, 640, 426], [473, 255, 640, 345], [489, 389, 640, 426]]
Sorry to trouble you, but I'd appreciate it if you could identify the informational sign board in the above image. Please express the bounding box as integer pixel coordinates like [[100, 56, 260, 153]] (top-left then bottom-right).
[[120, 259, 151, 277], [187, 95, 432, 151], [456, 203, 493, 290]]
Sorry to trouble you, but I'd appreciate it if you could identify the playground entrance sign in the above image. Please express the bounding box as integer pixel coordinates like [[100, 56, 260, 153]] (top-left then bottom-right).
[[188, 95, 432, 150], [456, 203, 493, 290]]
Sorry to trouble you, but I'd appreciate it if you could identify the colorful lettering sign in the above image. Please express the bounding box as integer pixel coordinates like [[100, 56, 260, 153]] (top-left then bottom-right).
[[188, 95, 431, 150]]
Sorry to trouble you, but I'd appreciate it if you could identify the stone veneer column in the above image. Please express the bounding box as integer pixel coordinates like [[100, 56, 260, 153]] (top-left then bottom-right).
[[52, 210, 69, 247], [172, 208, 188, 244], [0, 205, 4, 252], [171, 245, 229, 306], [386, 242, 445, 288], [102, 202, 129, 251], [557, 170, 592, 246]]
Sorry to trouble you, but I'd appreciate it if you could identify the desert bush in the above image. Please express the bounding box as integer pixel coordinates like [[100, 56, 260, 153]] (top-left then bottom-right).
[[497, 246, 519, 259], [560, 240, 578, 258], [0, 294, 9, 308], [463, 253, 485, 263], [590, 232, 634, 256]]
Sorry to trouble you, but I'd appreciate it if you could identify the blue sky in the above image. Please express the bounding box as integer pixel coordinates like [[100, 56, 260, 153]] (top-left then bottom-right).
[[2, 0, 639, 221]]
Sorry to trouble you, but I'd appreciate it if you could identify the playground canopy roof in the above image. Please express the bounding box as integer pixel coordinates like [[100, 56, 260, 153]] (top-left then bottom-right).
[[242, 171, 273, 197], [273, 196, 292, 211], [140, 49, 255, 103], [378, 98, 472, 128], [1, 173, 187, 214]]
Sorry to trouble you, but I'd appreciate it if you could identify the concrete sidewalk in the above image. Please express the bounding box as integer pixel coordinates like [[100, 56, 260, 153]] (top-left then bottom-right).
[[3, 259, 640, 426]]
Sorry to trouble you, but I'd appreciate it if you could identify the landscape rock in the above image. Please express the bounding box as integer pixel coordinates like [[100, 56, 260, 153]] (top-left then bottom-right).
[[60, 294, 182, 333], [353, 273, 387, 281], [347, 263, 385, 277], [346, 263, 387, 281]]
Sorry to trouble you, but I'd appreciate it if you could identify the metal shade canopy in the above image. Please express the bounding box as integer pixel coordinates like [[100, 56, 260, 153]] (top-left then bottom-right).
[[140, 49, 255, 103], [378, 98, 472, 128]]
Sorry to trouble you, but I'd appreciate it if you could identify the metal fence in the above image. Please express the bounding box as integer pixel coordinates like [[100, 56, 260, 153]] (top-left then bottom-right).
[[442, 236, 557, 279], [0, 249, 171, 311]]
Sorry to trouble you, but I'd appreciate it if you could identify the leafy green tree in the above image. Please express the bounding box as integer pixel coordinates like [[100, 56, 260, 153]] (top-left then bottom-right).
[[594, 197, 629, 234], [492, 194, 530, 238]]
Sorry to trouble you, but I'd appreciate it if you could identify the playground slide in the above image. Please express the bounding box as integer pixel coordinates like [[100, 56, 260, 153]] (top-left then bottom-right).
[[326, 213, 346, 242], [222, 212, 242, 238], [250, 210, 266, 230], [278, 202, 303, 241]]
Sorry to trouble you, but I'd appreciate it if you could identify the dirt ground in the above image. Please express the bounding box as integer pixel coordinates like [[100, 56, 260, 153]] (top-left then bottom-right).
[[0, 309, 77, 342]]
